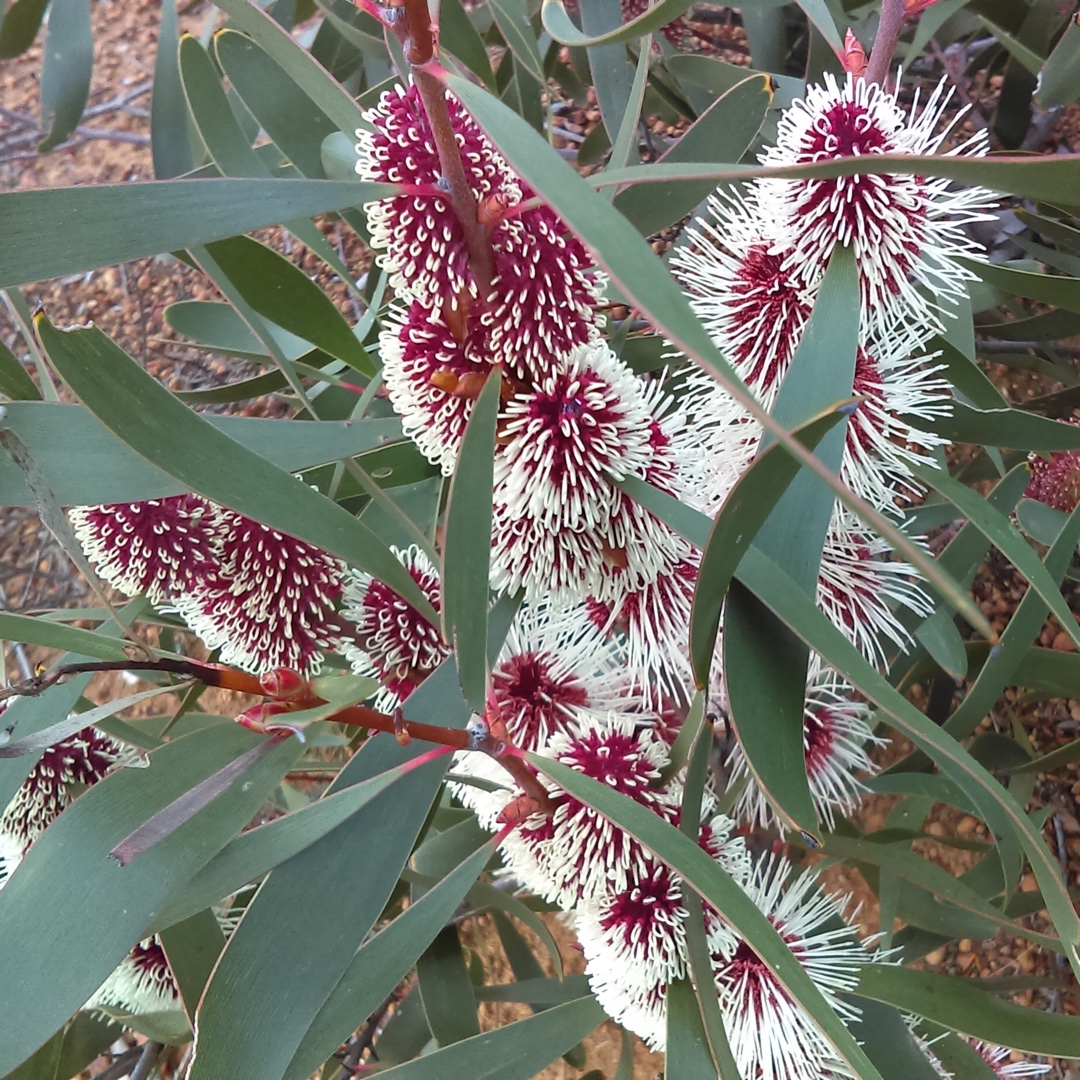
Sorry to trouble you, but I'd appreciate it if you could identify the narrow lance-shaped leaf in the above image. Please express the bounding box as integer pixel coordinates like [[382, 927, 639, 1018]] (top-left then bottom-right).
[[910, 461, 1080, 654], [0, 612, 131, 662], [1037, 16, 1080, 107], [0, 178, 390, 289], [210, 0, 369, 136], [665, 978, 722, 1080], [418, 928, 482, 1046], [37, 0, 91, 152], [373, 997, 606, 1080], [150, 766, 413, 933], [591, 152, 1080, 206], [0, 401, 402, 507], [0, 340, 41, 400], [725, 583, 819, 835], [0, 725, 301, 1073], [188, 742, 446, 1080], [542, 0, 694, 46], [179, 31, 270, 177], [201, 235, 374, 374], [855, 965, 1080, 1056], [844, 998, 955, 1080], [614, 75, 773, 235], [609, 475, 1080, 974], [442, 371, 501, 715], [34, 319, 436, 622], [0, 0, 50, 59], [664, 54, 804, 110], [489, 0, 546, 83], [213, 28, 340, 178], [152, 0, 196, 179], [961, 257, 1080, 315], [725, 249, 858, 840], [581, 0, 639, 148], [282, 840, 495, 1080], [689, 402, 850, 684], [439, 0, 497, 90], [916, 402, 1080, 451]]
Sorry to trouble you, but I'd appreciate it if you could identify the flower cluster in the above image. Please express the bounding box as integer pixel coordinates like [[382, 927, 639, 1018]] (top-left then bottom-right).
[[671, 71, 995, 677], [55, 60, 1005, 1077]]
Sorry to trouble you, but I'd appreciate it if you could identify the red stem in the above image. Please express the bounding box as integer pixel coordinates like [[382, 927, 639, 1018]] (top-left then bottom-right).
[[379, 0, 495, 299], [333, 703, 472, 750]]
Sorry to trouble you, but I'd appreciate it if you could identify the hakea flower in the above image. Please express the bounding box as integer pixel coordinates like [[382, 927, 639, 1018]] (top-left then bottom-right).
[[587, 549, 700, 702], [727, 659, 883, 830], [671, 192, 815, 402], [754, 73, 995, 336], [1025, 423, 1080, 512], [677, 334, 951, 518], [970, 1042, 1051, 1077], [379, 301, 496, 476], [490, 341, 687, 604], [359, 85, 599, 383], [711, 855, 876, 1080], [68, 494, 220, 603], [341, 544, 447, 711], [819, 508, 933, 668], [678, 380, 934, 670], [844, 334, 951, 511], [174, 507, 347, 677], [85, 937, 182, 1018], [0, 727, 132, 859], [477, 205, 603, 383], [578, 862, 691, 1027], [576, 815, 748, 1049], [450, 603, 634, 827], [71, 496, 351, 676], [498, 711, 681, 908]]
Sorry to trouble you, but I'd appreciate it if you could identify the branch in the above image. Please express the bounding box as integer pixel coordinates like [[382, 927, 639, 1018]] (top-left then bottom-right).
[[361, 0, 495, 299], [864, 0, 907, 86]]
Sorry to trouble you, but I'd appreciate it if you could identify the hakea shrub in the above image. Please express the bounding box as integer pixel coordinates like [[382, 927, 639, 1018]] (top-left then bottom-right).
[[45, 54, 1062, 1078]]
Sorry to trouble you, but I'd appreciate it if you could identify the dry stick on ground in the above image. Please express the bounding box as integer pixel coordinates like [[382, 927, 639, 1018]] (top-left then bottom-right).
[[128, 1041, 164, 1080], [0, 82, 152, 165], [332, 989, 401, 1079], [928, 37, 990, 131], [91, 1047, 145, 1080]]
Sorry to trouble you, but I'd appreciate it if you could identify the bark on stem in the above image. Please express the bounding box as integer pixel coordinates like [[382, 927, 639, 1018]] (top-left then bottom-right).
[[382, 0, 495, 298], [864, 0, 907, 86]]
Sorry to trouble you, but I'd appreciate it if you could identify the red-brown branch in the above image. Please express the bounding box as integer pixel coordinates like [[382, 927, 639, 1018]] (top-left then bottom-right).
[[362, 0, 495, 298], [2, 656, 551, 815], [864, 0, 907, 86]]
